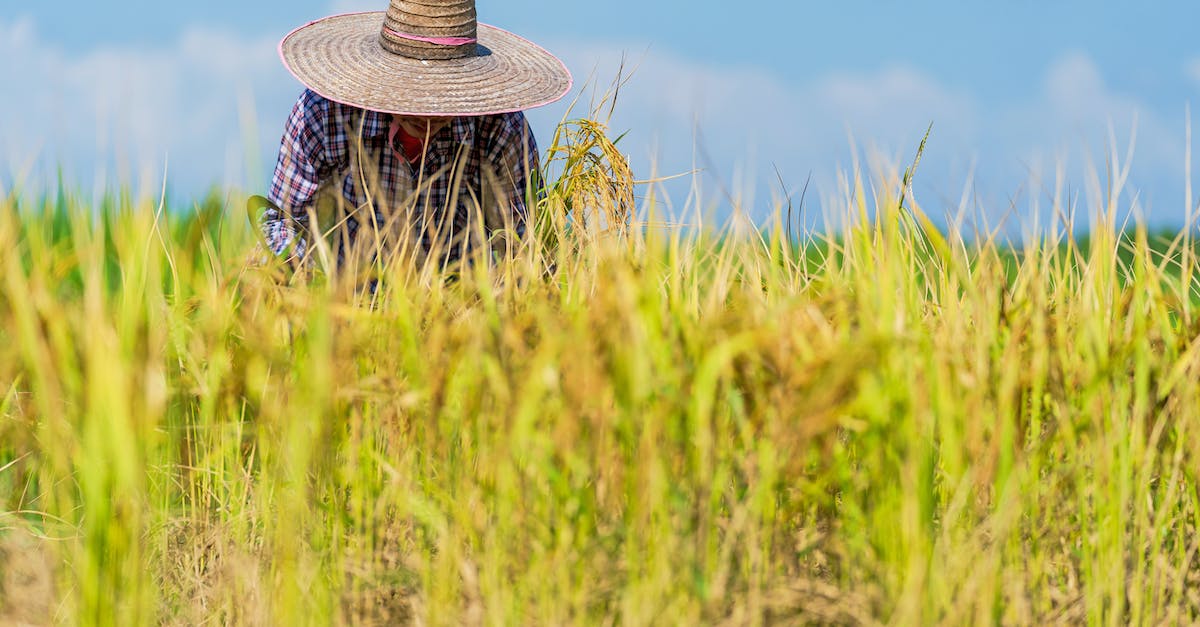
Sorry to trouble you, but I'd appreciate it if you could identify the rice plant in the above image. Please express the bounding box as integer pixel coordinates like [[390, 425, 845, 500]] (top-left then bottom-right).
[[1, 109, 1199, 625]]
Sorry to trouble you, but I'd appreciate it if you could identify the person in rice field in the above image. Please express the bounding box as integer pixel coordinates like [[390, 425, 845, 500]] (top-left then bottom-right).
[[253, 0, 572, 271]]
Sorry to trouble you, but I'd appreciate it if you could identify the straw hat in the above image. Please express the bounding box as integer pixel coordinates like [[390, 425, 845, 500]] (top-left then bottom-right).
[[279, 0, 572, 116]]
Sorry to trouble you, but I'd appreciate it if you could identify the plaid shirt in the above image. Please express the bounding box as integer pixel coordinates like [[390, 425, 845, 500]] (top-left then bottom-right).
[[264, 89, 539, 266]]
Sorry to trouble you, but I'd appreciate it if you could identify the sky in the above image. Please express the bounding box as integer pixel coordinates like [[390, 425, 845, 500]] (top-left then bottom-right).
[[3, 1, 1200, 232]]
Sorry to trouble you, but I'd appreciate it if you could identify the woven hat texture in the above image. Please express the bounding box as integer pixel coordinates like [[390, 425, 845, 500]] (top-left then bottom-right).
[[280, 0, 572, 116]]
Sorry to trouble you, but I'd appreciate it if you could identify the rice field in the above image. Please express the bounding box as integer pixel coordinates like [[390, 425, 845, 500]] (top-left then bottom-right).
[[2, 112, 1200, 625]]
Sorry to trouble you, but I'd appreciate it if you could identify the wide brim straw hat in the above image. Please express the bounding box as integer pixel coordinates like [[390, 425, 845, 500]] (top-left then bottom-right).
[[279, 0, 573, 116]]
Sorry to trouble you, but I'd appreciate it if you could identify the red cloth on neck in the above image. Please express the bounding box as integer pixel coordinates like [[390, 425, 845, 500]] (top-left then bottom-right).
[[388, 119, 426, 164]]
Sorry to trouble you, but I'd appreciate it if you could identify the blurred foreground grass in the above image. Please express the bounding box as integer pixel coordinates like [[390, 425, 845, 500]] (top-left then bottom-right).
[[2, 116, 1200, 625]]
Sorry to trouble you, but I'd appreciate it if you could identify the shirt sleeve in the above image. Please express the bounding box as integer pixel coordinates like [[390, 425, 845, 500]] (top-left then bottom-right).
[[480, 112, 541, 239], [263, 90, 331, 258]]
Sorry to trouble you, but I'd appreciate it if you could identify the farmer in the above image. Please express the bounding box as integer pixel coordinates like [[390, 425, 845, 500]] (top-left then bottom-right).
[[258, 0, 572, 269]]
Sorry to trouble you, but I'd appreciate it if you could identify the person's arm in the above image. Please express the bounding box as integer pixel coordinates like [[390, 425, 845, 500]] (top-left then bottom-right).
[[479, 112, 541, 244], [263, 90, 333, 260]]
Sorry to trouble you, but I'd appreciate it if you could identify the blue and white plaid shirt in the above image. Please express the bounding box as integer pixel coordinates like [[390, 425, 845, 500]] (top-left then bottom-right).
[[264, 89, 540, 266]]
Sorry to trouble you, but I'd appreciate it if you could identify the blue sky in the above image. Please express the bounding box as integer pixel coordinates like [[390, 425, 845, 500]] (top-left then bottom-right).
[[4, 1, 1200, 230]]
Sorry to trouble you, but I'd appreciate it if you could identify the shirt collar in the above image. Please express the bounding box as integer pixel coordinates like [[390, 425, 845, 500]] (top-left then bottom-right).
[[361, 110, 476, 147]]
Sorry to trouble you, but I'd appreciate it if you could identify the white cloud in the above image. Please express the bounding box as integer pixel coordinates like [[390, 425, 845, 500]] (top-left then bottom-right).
[[532, 40, 980, 220], [1188, 59, 1200, 85], [991, 52, 1184, 219], [533, 43, 1188, 226], [816, 66, 975, 133], [0, 18, 295, 196], [0, 19, 1188, 227], [1040, 51, 1152, 132], [546, 41, 976, 152]]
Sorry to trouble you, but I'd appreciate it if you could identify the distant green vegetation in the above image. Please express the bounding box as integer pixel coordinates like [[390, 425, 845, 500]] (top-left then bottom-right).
[[2, 117, 1200, 625]]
